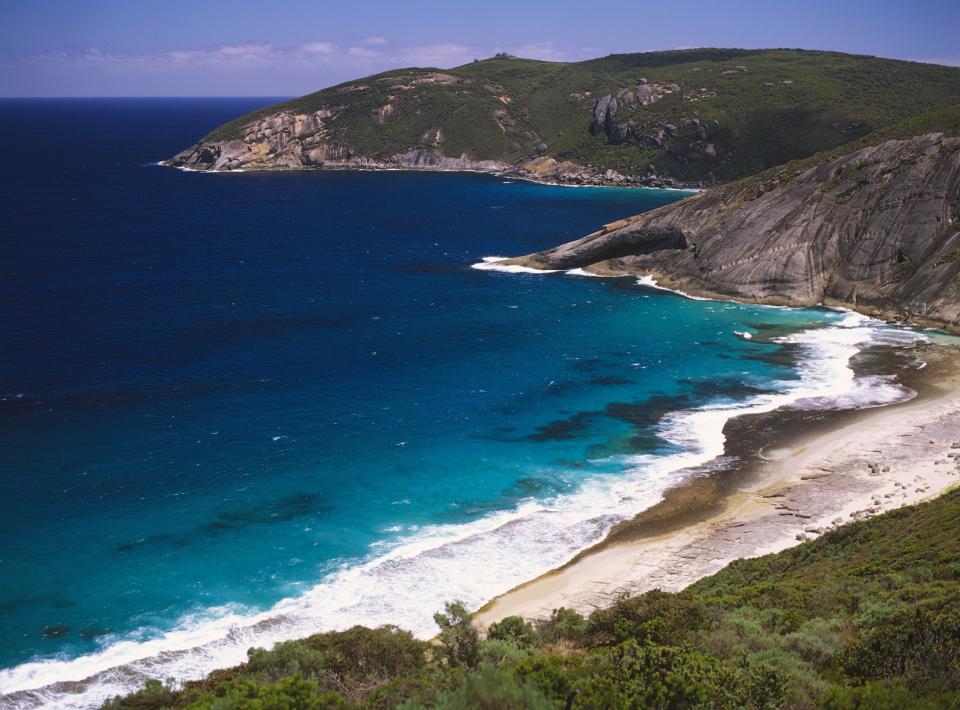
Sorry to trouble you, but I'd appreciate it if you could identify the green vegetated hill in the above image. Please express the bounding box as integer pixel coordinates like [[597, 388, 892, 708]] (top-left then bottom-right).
[[108, 487, 960, 709], [185, 48, 960, 184], [736, 101, 960, 190]]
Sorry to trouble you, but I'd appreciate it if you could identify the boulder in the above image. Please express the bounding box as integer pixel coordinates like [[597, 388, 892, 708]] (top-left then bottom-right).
[[590, 95, 615, 135]]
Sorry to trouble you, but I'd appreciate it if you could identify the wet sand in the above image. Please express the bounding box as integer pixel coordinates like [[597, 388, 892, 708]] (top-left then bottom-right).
[[475, 342, 960, 628]]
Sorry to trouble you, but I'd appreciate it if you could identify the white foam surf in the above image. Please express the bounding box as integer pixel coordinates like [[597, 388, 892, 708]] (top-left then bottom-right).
[[635, 274, 715, 301], [644, 312, 921, 480], [171, 165, 247, 173], [470, 256, 561, 274], [565, 267, 631, 278], [0, 312, 925, 709]]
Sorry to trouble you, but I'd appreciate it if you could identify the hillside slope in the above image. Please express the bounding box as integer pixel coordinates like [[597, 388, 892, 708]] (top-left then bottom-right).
[[504, 112, 960, 331], [166, 49, 960, 186]]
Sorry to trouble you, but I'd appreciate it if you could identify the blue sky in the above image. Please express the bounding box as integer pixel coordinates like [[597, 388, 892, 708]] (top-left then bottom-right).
[[2, 0, 959, 96]]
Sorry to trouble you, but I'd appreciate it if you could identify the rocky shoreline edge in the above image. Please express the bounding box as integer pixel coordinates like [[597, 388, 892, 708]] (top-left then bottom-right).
[[163, 150, 705, 190]]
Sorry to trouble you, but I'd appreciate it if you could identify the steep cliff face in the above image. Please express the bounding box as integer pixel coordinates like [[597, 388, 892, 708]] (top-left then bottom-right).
[[509, 133, 960, 330]]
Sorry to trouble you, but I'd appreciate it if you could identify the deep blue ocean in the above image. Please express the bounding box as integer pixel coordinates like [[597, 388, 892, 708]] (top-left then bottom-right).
[[0, 99, 914, 707]]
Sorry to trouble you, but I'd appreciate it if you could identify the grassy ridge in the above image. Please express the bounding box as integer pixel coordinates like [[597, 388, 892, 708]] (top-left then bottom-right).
[[107, 487, 960, 709], [199, 49, 960, 184], [733, 103, 960, 192]]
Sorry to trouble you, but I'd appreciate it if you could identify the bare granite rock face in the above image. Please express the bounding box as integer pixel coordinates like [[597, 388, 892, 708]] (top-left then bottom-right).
[[509, 133, 960, 330], [589, 94, 618, 135], [589, 81, 688, 147], [167, 109, 349, 170], [166, 108, 507, 174]]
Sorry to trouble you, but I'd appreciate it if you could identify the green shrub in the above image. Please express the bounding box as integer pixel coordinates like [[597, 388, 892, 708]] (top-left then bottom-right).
[[434, 602, 481, 669], [305, 625, 428, 680], [534, 607, 587, 645], [573, 641, 747, 709], [853, 599, 907, 629], [584, 590, 706, 647], [782, 616, 847, 665], [245, 640, 327, 682], [103, 679, 179, 709], [840, 594, 960, 689], [184, 675, 343, 710], [362, 673, 457, 710], [513, 651, 588, 704], [696, 607, 780, 662], [742, 646, 826, 708], [821, 680, 960, 710], [740, 664, 789, 710], [488, 615, 535, 648], [426, 665, 554, 710], [479, 638, 531, 668], [892, 259, 915, 282]]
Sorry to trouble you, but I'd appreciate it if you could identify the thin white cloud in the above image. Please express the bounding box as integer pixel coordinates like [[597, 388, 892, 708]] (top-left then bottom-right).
[[363, 36, 388, 46], [24, 43, 322, 69], [347, 46, 382, 60], [217, 43, 273, 58], [299, 41, 335, 55], [164, 44, 278, 65]]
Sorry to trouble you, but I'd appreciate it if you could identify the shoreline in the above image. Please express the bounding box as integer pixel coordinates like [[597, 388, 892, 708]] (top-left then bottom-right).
[[162, 160, 705, 192], [5, 314, 955, 707], [545, 262, 960, 335], [475, 341, 960, 628], [474, 255, 959, 334]]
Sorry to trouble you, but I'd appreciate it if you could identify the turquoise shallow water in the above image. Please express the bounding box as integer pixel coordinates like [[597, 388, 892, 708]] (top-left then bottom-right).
[[0, 99, 918, 707]]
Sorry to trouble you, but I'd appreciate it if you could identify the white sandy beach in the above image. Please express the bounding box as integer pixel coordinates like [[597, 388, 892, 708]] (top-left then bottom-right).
[[476, 346, 960, 628]]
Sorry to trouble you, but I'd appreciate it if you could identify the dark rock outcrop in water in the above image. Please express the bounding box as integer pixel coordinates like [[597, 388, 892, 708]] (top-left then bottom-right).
[[507, 133, 960, 331]]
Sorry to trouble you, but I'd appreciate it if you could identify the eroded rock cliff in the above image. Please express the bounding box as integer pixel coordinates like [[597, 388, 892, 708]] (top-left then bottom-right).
[[507, 133, 960, 330]]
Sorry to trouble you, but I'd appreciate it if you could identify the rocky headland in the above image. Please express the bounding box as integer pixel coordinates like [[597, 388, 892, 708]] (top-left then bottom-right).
[[504, 132, 960, 331], [163, 49, 960, 188], [162, 50, 960, 328], [165, 107, 683, 188]]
